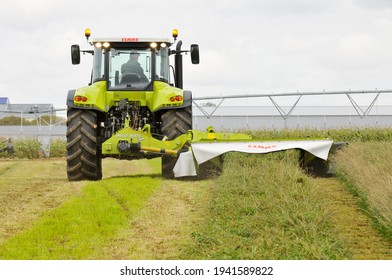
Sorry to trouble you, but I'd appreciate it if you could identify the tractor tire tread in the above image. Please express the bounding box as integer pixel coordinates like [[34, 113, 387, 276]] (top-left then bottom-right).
[[66, 108, 102, 181], [161, 107, 192, 178]]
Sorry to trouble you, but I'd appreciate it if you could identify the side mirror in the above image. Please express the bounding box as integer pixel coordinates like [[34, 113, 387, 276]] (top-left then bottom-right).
[[71, 45, 81, 65], [190, 44, 199, 64]]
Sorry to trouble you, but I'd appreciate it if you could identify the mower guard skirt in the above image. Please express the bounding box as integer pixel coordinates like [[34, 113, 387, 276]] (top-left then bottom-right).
[[173, 140, 333, 178]]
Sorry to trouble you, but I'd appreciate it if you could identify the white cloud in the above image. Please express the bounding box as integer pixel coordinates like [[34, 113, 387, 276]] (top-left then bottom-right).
[[354, 0, 392, 10], [1, 0, 392, 108]]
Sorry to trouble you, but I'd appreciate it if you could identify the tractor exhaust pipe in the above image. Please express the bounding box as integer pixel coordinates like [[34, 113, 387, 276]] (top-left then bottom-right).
[[175, 40, 183, 89]]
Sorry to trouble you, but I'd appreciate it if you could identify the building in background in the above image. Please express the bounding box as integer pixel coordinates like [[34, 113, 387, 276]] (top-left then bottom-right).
[[0, 97, 55, 120], [0, 97, 10, 111]]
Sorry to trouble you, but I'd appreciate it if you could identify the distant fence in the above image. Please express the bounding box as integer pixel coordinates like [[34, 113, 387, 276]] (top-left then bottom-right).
[[1, 106, 391, 139], [1, 108, 392, 136], [192, 105, 392, 130], [0, 126, 66, 138], [1, 89, 392, 139]]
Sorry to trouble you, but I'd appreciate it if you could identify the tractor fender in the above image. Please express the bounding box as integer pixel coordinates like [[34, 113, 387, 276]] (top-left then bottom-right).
[[156, 90, 192, 112], [66, 90, 76, 108], [182, 90, 193, 108], [66, 89, 104, 112]]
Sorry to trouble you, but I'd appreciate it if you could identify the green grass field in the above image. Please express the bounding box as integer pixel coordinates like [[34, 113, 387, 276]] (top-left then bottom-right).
[[0, 129, 391, 260]]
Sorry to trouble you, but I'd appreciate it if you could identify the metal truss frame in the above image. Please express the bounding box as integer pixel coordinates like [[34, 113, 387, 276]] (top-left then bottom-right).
[[192, 89, 392, 119]]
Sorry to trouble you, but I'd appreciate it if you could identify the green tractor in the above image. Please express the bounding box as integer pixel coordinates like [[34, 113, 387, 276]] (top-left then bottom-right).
[[67, 29, 200, 180]]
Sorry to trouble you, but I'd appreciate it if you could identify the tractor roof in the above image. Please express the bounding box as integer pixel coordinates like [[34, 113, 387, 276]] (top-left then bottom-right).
[[92, 37, 172, 44]]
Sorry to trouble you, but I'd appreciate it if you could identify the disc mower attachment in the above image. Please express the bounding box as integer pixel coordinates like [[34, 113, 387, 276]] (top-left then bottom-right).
[[173, 139, 334, 178]]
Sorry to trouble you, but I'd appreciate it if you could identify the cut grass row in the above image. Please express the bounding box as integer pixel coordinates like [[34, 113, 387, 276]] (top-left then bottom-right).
[[183, 151, 350, 259], [182, 145, 391, 259], [0, 160, 161, 259]]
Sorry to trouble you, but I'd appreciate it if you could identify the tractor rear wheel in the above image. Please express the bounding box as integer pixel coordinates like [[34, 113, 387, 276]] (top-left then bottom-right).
[[66, 108, 102, 181], [161, 107, 192, 178]]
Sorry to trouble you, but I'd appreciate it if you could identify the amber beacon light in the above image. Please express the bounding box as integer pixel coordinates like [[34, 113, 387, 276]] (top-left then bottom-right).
[[172, 29, 178, 40], [85, 28, 91, 40]]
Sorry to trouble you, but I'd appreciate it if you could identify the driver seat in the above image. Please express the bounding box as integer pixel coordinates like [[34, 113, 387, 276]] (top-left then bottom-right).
[[120, 73, 141, 85]]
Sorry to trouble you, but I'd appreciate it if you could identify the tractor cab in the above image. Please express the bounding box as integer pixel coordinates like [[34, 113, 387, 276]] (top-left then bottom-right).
[[90, 39, 172, 91], [71, 29, 199, 91]]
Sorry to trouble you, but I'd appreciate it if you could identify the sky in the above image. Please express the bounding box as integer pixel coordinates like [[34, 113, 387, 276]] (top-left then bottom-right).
[[1, 0, 392, 110]]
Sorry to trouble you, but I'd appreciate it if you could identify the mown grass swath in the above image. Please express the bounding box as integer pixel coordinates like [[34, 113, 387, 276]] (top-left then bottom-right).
[[0, 177, 159, 259], [185, 151, 349, 259]]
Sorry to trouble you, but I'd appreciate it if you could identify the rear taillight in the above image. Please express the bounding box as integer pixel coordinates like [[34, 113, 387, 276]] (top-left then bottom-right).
[[74, 96, 87, 102], [170, 95, 183, 102]]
